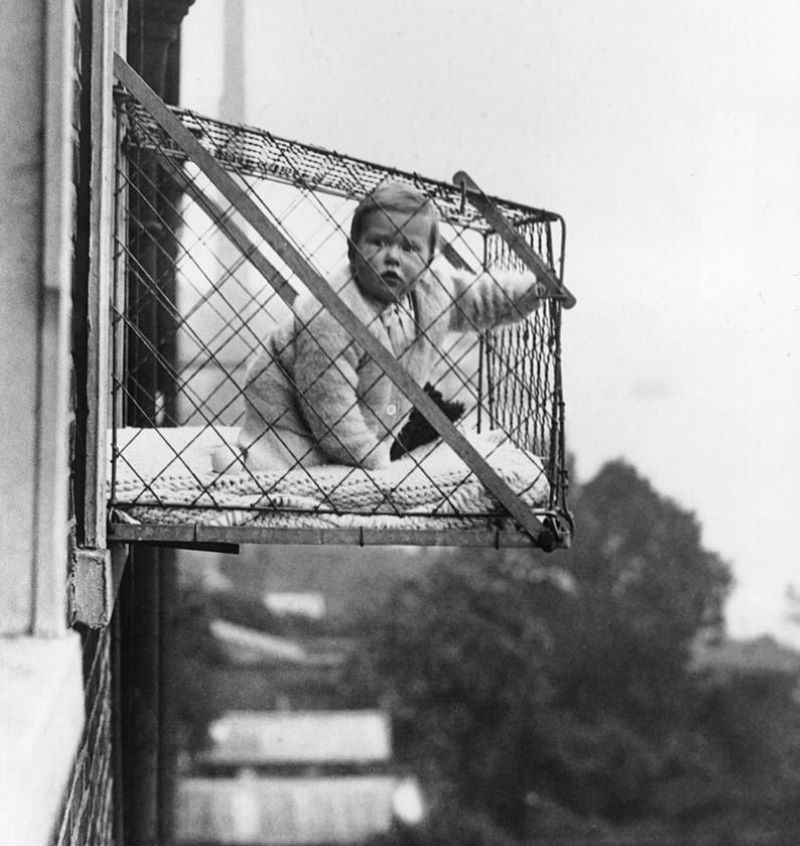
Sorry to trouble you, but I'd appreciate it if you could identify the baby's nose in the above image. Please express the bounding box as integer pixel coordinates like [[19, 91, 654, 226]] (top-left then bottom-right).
[[384, 243, 401, 261]]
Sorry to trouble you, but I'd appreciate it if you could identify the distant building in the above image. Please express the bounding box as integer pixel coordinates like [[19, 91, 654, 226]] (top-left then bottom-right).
[[264, 592, 327, 620], [692, 634, 800, 702], [177, 774, 408, 845], [211, 620, 325, 667], [692, 634, 800, 676], [180, 710, 423, 845], [200, 710, 392, 770], [207, 620, 354, 711]]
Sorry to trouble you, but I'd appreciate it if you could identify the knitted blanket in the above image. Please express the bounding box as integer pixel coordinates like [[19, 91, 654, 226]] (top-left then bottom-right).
[[109, 426, 550, 530]]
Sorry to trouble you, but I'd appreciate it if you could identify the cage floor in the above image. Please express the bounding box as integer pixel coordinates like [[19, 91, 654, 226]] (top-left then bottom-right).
[[107, 426, 551, 547]]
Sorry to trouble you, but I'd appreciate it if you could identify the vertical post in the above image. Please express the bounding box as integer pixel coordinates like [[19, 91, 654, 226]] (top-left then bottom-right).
[[158, 554, 180, 846], [156, 31, 183, 428], [32, 0, 79, 635], [119, 5, 195, 846], [119, 550, 161, 846], [120, 13, 163, 836], [482, 231, 496, 430], [82, 0, 117, 550]]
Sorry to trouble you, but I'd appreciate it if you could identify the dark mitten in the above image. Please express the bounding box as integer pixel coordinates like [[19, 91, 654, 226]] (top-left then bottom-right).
[[390, 383, 465, 461]]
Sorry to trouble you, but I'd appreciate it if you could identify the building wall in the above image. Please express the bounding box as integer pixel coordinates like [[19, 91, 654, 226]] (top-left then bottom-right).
[[0, 1, 118, 844], [54, 0, 124, 841], [53, 628, 118, 846], [1, 1, 201, 843], [0, 0, 48, 634]]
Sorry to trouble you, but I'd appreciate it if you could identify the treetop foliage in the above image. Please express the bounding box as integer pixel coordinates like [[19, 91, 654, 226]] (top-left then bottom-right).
[[342, 460, 800, 844]]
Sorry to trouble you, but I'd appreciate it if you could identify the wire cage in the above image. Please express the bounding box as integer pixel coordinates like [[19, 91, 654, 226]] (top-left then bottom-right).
[[106, 59, 573, 550]]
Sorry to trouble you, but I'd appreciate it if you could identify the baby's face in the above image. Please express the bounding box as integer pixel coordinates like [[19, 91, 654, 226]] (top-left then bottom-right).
[[352, 208, 434, 305]]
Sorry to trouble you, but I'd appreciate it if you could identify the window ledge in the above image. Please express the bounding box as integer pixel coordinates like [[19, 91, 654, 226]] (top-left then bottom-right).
[[0, 633, 84, 846]]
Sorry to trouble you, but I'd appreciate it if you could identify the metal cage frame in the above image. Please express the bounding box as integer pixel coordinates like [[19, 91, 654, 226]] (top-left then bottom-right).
[[101, 56, 574, 551]]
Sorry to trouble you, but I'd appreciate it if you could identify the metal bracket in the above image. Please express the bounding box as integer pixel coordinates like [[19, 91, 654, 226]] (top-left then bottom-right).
[[69, 545, 128, 629], [453, 171, 576, 309]]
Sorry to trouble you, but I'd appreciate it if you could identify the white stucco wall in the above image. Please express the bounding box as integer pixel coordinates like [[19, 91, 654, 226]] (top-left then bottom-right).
[[0, 3, 45, 633], [0, 4, 86, 843]]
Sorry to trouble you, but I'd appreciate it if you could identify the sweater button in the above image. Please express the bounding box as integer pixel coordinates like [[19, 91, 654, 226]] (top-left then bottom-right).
[[386, 404, 397, 416]]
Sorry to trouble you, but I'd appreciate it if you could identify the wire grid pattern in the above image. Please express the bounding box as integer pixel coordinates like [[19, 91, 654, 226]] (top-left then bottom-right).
[[124, 101, 561, 233], [110, 90, 568, 530], [483, 226, 567, 513]]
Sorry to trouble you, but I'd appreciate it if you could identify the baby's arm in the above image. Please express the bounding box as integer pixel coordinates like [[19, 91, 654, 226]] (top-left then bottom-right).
[[438, 263, 542, 333], [294, 312, 391, 469]]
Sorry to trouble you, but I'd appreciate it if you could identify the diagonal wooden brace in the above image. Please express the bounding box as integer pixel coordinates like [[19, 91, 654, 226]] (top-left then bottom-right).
[[453, 171, 576, 309], [114, 55, 556, 549]]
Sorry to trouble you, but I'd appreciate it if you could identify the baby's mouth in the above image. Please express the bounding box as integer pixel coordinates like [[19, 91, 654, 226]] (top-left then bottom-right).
[[381, 271, 402, 284]]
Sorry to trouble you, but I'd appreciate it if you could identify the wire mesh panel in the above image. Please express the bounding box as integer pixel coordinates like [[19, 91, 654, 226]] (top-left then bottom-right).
[[107, 63, 572, 549]]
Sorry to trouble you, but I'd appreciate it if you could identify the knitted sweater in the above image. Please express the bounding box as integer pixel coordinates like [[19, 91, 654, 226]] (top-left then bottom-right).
[[240, 260, 541, 469]]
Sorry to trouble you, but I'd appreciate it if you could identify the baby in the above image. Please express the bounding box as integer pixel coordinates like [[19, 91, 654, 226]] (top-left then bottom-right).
[[227, 182, 542, 473]]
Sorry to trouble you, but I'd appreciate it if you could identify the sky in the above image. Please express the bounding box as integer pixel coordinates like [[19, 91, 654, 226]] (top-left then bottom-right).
[[181, 0, 800, 644]]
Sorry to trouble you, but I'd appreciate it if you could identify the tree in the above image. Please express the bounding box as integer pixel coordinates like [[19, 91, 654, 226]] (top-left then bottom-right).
[[341, 459, 736, 837], [341, 557, 554, 838], [552, 460, 732, 733]]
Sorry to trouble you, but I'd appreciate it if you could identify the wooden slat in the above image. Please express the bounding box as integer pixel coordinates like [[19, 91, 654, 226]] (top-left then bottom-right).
[[84, 0, 118, 549], [108, 523, 198, 544], [107, 522, 539, 549], [114, 55, 553, 548]]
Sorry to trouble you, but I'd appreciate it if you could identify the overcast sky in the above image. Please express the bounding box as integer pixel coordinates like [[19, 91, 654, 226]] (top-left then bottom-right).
[[182, 0, 800, 644]]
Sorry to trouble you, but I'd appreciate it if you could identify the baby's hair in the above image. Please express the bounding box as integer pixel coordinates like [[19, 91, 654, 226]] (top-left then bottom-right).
[[348, 182, 439, 264]]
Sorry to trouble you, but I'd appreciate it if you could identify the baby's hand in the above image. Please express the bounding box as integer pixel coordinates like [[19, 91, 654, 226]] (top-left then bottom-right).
[[362, 441, 392, 471], [211, 443, 248, 474], [518, 277, 546, 314]]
